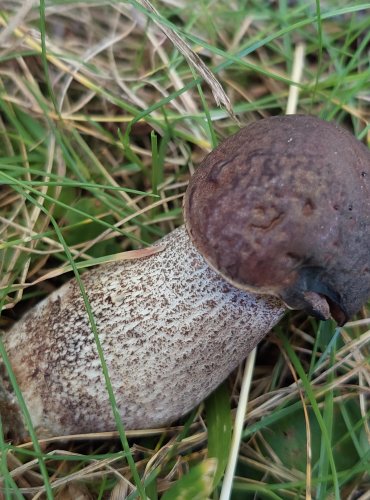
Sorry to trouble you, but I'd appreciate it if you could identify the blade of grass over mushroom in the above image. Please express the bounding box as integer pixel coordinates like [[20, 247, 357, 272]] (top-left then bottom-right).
[[0, 328, 53, 499], [4, 185, 147, 498]]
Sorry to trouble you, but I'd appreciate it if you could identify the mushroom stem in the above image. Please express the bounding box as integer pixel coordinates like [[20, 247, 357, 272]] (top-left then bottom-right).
[[1, 225, 285, 438]]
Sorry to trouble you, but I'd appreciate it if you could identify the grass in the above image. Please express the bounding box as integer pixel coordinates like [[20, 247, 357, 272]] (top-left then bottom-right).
[[0, 0, 369, 498]]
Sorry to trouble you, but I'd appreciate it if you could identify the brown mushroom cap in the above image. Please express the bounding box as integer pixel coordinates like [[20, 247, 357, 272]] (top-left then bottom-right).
[[183, 115, 370, 325]]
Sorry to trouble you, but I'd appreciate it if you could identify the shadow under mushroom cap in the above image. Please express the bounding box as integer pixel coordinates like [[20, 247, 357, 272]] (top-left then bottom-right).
[[184, 115, 370, 326]]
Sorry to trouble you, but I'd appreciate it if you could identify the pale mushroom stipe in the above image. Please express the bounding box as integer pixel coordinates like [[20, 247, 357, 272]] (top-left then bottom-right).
[[1, 115, 369, 439]]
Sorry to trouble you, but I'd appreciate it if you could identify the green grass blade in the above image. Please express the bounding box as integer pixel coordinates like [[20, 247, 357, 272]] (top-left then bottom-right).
[[39, 0, 59, 115], [311, 0, 324, 107], [0, 419, 24, 499], [150, 130, 160, 195], [161, 459, 217, 500], [205, 382, 232, 489], [0, 342, 54, 499], [279, 333, 340, 499], [315, 339, 336, 499]]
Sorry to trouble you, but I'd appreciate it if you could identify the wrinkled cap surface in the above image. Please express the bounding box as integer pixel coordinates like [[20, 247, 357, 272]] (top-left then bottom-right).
[[183, 115, 370, 325]]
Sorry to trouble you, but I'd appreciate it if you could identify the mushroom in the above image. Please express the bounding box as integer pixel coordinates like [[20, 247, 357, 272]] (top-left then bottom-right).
[[1, 114, 369, 439], [184, 114, 370, 325]]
